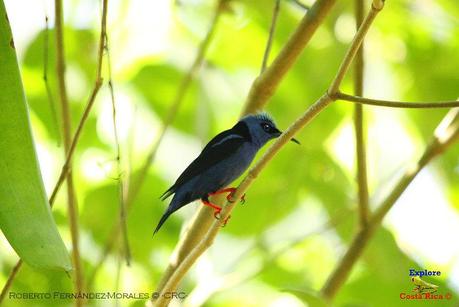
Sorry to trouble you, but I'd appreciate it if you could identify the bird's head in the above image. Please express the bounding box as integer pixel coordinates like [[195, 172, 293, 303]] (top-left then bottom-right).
[[240, 113, 300, 147]]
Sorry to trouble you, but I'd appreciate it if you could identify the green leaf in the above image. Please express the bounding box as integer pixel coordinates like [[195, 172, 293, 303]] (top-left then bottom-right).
[[0, 1, 71, 271]]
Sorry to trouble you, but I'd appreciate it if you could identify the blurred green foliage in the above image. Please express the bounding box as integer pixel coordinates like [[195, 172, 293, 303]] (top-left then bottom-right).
[[1, 0, 459, 306]]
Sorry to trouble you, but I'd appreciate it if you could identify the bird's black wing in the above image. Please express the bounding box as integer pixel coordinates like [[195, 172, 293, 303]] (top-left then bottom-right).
[[160, 121, 252, 200]]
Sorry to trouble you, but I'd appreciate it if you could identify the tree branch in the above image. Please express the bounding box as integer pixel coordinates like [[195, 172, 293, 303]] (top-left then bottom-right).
[[353, 0, 370, 228], [260, 0, 281, 74], [242, 0, 337, 115], [335, 92, 459, 108], [320, 108, 459, 301]]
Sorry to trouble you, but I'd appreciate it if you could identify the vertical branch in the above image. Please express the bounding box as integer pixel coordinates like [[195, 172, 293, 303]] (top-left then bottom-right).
[[54, 0, 84, 301], [353, 0, 370, 227], [260, 0, 281, 74], [106, 36, 131, 265]]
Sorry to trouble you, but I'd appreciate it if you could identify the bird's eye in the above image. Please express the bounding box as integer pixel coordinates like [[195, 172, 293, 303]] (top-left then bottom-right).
[[261, 123, 271, 132]]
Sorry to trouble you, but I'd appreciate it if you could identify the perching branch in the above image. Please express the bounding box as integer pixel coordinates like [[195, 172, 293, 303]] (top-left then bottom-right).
[[86, 0, 226, 288], [153, 1, 382, 305], [320, 108, 459, 301], [153, 0, 338, 298], [260, 0, 281, 74], [55, 0, 84, 301], [153, 95, 334, 307], [0, 0, 109, 299], [353, 0, 370, 228]]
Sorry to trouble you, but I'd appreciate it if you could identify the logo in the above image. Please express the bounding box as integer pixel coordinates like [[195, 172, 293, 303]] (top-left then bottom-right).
[[399, 269, 452, 300]]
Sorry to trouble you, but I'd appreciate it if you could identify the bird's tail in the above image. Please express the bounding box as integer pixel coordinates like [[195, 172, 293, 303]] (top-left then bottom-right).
[[153, 208, 174, 235]]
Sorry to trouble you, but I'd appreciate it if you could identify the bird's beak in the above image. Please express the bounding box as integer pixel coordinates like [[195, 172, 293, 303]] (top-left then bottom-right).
[[290, 137, 301, 145], [274, 129, 300, 145]]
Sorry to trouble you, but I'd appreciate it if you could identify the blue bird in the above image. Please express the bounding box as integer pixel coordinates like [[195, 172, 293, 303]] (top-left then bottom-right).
[[154, 113, 299, 234]]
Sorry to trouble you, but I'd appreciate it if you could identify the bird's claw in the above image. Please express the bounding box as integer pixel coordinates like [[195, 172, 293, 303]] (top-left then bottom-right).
[[212, 209, 230, 226], [225, 190, 246, 205]]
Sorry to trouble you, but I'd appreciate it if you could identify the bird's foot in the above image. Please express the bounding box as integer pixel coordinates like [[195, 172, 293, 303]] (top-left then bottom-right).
[[209, 187, 246, 205], [201, 199, 231, 226]]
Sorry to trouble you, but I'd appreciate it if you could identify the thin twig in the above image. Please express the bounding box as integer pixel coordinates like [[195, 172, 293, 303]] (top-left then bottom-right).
[[55, 0, 84, 302], [106, 36, 131, 265], [336, 92, 459, 108], [87, 0, 226, 287], [320, 109, 459, 301], [0, 0, 109, 299], [43, 15, 60, 146], [353, 0, 370, 227], [153, 0, 381, 303], [260, 0, 281, 74]]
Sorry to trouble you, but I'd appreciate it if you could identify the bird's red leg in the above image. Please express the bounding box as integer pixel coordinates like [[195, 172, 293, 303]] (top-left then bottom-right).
[[201, 199, 222, 219]]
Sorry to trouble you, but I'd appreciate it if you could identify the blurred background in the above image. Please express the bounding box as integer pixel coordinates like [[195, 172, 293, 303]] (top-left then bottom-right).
[[1, 0, 459, 306]]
